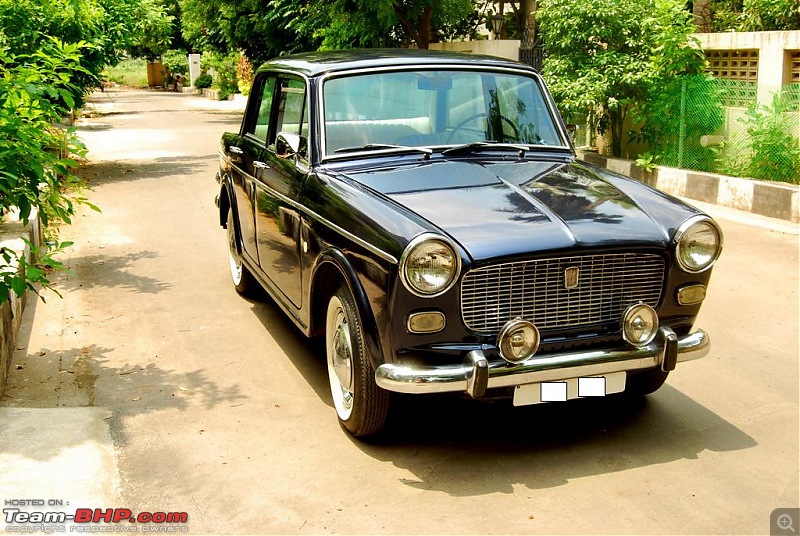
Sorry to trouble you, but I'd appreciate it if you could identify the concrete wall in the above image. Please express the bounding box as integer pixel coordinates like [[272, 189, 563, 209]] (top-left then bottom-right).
[[577, 149, 800, 222], [429, 40, 521, 60], [0, 209, 41, 396], [696, 31, 800, 88]]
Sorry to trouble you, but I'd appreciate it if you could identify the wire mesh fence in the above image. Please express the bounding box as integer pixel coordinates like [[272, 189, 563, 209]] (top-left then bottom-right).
[[572, 78, 800, 185]]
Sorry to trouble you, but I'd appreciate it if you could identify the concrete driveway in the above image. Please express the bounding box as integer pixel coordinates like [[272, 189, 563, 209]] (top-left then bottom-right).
[[1, 88, 798, 534]]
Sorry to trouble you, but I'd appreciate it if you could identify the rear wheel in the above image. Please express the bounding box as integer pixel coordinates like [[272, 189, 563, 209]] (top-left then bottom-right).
[[626, 368, 670, 396], [326, 284, 390, 437], [226, 209, 259, 297]]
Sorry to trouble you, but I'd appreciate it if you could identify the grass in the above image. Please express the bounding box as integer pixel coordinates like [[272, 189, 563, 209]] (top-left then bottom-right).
[[102, 59, 148, 88]]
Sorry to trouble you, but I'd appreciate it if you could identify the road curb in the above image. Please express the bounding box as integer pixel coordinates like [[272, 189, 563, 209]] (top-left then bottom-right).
[[577, 149, 800, 223], [0, 209, 42, 397]]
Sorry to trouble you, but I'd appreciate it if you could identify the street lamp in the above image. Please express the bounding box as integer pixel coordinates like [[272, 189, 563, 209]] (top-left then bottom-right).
[[489, 13, 505, 39]]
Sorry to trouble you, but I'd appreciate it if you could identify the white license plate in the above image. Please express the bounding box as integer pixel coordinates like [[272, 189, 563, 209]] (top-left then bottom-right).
[[512, 372, 627, 406]]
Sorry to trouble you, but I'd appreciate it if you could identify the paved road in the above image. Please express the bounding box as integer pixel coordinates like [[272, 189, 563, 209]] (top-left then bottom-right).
[[2, 88, 798, 534]]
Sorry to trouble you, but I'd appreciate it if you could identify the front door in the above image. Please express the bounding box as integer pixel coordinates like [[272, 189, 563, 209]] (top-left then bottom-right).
[[253, 76, 309, 309]]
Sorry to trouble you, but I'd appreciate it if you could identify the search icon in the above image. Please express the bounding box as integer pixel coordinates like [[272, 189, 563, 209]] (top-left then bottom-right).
[[778, 514, 796, 533]]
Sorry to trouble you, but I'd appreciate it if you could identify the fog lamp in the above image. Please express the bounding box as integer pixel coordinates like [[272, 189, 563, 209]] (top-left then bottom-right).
[[497, 319, 540, 364], [622, 303, 659, 347]]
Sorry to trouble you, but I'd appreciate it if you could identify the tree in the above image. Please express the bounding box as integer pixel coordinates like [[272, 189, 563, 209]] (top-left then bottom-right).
[[317, 0, 477, 49], [709, 0, 800, 31], [539, 0, 706, 158], [125, 0, 176, 61], [178, 0, 481, 66]]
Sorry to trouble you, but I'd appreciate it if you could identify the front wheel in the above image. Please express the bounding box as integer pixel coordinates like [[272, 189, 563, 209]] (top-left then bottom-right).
[[326, 284, 390, 437]]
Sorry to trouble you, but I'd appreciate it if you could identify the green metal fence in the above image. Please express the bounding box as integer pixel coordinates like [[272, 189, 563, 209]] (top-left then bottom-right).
[[574, 78, 800, 185]]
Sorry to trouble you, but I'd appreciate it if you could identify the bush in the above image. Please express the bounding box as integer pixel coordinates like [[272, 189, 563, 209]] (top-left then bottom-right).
[[0, 40, 99, 303], [194, 73, 212, 89], [741, 94, 800, 184], [161, 49, 188, 75], [204, 51, 238, 100]]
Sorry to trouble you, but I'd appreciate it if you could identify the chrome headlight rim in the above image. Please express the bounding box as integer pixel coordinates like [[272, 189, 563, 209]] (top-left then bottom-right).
[[399, 233, 462, 298], [673, 215, 723, 274]]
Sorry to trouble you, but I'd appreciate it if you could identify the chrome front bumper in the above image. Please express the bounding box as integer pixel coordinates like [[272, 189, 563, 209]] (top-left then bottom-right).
[[375, 327, 709, 397]]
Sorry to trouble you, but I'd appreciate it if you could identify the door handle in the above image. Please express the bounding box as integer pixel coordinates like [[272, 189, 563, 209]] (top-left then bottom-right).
[[227, 146, 244, 164]]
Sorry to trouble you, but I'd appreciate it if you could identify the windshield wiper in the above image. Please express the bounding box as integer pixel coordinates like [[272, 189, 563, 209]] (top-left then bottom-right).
[[441, 141, 534, 157], [333, 143, 433, 157]]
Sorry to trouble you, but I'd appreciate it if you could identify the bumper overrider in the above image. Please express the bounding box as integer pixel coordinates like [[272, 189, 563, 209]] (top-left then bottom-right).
[[375, 326, 709, 397]]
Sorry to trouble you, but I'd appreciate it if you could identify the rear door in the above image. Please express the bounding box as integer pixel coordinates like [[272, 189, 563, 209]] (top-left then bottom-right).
[[229, 74, 278, 265]]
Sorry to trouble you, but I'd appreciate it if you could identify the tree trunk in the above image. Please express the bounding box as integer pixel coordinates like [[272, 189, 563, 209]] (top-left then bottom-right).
[[393, 4, 433, 49], [608, 106, 628, 158]]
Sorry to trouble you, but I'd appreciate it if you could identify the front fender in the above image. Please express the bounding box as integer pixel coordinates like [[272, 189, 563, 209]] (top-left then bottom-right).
[[311, 248, 385, 372]]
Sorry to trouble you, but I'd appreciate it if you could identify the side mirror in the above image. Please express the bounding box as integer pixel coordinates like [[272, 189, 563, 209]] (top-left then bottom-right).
[[276, 132, 307, 159], [565, 123, 578, 142]]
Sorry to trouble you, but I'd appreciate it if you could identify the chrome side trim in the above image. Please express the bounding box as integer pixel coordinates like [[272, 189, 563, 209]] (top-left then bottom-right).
[[375, 328, 710, 395], [225, 164, 397, 265]]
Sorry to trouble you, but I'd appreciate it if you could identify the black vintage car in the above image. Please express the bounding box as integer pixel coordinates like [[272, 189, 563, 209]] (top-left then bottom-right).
[[215, 50, 722, 437]]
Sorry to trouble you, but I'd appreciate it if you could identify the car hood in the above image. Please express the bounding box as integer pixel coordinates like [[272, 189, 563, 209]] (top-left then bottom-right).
[[346, 159, 676, 262]]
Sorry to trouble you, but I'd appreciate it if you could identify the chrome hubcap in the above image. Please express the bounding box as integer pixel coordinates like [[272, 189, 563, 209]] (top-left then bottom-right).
[[327, 297, 354, 419], [332, 312, 354, 391], [227, 219, 242, 285]]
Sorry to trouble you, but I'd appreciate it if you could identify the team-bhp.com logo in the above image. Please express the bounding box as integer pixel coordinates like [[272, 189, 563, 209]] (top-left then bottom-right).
[[4, 507, 188, 532]]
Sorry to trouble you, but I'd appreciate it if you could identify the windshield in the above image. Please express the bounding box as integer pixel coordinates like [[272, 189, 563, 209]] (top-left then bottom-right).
[[321, 69, 567, 156]]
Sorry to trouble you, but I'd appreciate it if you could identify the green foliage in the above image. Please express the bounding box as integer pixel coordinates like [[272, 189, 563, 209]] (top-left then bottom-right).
[[126, 0, 175, 61], [710, 0, 800, 31], [102, 58, 148, 87], [635, 152, 660, 172], [0, 240, 73, 304], [0, 40, 100, 303], [632, 75, 725, 172], [539, 0, 653, 157], [193, 72, 212, 89], [206, 51, 238, 99], [740, 94, 800, 184], [178, 0, 481, 65], [540, 0, 708, 158], [161, 49, 188, 75]]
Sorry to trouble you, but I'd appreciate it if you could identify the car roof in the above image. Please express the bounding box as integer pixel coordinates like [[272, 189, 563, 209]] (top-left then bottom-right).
[[256, 49, 538, 78]]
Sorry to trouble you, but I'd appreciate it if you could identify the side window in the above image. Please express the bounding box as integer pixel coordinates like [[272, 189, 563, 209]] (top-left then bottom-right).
[[275, 78, 306, 136], [245, 75, 276, 142]]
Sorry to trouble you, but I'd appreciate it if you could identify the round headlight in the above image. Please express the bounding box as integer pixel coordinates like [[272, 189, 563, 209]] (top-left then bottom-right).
[[400, 234, 460, 297], [675, 217, 722, 273], [622, 303, 659, 347]]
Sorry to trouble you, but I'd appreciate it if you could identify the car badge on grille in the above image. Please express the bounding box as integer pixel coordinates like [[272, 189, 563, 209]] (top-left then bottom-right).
[[564, 266, 580, 289]]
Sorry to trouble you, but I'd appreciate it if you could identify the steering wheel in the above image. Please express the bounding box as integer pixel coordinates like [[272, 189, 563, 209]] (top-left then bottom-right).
[[445, 112, 520, 144]]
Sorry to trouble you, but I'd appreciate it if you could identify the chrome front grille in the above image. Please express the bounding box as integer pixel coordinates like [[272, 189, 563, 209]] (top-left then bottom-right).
[[461, 253, 665, 334]]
